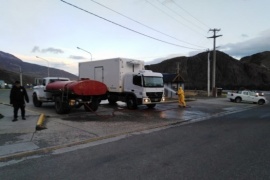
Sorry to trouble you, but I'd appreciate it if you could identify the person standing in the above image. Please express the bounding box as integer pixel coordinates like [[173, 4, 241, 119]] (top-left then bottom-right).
[[177, 87, 186, 107], [10, 81, 29, 121]]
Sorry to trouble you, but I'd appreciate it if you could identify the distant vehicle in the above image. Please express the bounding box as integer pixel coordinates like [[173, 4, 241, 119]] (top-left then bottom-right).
[[227, 90, 267, 105], [0, 80, 5, 88], [32, 77, 107, 114]]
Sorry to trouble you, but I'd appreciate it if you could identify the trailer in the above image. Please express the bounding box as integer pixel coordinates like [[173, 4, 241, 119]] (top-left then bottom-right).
[[79, 58, 165, 109], [33, 77, 107, 114]]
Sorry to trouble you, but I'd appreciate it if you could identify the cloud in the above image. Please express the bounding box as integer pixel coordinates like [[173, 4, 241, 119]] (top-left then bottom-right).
[[31, 46, 40, 53], [69, 55, 86, 60], [31, 46, 64, 54], [241, 34, 248, 38], [220, 29, 270, 58]]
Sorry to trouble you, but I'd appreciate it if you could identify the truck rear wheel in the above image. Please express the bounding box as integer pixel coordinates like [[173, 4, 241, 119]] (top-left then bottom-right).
[[84, 98, 99, 112], [126, 96, 137, 110], [55, 97, 70, 114], [33, 93, 42, 107], [108, 96, 118, 105]]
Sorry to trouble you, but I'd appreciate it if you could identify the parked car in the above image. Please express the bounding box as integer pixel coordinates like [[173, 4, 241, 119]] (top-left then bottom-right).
[[227, 90, 267, 105]]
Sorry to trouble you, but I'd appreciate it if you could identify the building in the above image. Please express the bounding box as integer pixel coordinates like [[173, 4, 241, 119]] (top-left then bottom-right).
[[162, 73, 184, 98]]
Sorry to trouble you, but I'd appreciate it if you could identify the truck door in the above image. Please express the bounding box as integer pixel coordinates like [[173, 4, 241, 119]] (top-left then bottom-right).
[[94, 67, 104, 82], [130, 75, 143, 98], [242, 91, 250, 102]]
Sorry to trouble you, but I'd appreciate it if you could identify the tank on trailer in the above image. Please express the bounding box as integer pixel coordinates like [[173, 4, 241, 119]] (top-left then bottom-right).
[[45, 78, 107, 96]]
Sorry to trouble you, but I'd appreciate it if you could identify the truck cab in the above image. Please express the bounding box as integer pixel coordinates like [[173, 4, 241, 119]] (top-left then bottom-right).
[[123, 70, 165, 108], [33, 77, 70, 107]]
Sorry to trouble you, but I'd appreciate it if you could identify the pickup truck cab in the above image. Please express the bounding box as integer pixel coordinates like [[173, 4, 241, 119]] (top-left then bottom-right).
[[33, 77, 70, 107], [227, 90, 267, 105]]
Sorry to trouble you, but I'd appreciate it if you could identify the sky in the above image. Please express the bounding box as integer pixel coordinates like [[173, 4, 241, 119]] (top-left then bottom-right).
[[1, 0, 270, 75]]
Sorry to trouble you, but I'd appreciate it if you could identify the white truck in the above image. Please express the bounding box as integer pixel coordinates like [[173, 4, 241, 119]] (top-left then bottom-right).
[[227, 90, 267, 105], [79, 58, 166, 109]]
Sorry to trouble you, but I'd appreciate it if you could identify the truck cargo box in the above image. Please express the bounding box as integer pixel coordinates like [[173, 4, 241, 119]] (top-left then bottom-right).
[[79, 58, 144, 93]]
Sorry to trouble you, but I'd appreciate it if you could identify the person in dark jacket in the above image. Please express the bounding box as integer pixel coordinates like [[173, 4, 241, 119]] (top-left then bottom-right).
[[10, 81, 29, 121]]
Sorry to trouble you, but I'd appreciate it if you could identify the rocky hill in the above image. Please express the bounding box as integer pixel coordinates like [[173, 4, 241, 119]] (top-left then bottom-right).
[[145, 51, 270, 90], [0, 51, 78, 85], [240, 51, 270, 70]]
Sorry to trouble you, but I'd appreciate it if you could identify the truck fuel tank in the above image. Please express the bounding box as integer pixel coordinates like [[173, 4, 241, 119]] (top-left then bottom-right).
[[45, 79, 107, 96]]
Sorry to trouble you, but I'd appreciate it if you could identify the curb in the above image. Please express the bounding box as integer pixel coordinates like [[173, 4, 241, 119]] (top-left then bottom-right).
[[0, 119, 188, 162], [36, 113, 47, 130]]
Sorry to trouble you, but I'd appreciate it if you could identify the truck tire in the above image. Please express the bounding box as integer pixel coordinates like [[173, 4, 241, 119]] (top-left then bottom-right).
[[147, 104, 156, 108], [33, 93, 42, 107], [235, 97, 241, 103], [126, 96, 137, 110], [84, 98, 99, 112], [55, 97, 70, 114], [108, 96, 118, 105], [258, 99, 265, 105]]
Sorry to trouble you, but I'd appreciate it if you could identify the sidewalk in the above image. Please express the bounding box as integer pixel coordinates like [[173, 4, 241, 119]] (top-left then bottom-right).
[[0, 98, 258, 162], [0, 103, 40, 157]]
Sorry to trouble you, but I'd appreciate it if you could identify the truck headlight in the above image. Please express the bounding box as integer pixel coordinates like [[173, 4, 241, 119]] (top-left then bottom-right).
[[143, 98, 151, 103], [161, 97, 165, 102]]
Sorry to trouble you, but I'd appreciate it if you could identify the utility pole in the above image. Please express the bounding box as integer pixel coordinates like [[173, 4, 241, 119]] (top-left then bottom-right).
[[207, 50, 210, 97], [208, 28, 222, 97]]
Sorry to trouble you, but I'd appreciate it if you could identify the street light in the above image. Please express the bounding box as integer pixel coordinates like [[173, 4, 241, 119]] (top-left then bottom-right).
[[77, 47, 92, 61], [11, 64, 22, 86], [36, 56, 50, 77]]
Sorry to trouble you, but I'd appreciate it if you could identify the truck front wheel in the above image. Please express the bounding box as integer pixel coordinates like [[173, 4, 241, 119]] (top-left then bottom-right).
[[126, 96, 137, 110], [33, 93, 42, 107]]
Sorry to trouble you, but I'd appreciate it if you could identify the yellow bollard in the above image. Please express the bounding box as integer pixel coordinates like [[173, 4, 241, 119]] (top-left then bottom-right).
[[36, 113, 47, 130]]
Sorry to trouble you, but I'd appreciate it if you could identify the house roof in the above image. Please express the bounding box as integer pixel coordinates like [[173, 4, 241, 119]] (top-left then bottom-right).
[[162, 73, 184, 83]]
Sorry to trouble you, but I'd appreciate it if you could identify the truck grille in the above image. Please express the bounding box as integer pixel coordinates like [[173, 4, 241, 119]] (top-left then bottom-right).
[[146, 92, 163, 102]]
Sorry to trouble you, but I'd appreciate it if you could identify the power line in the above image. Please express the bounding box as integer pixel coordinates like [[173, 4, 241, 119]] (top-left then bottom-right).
[[156, 0, 207, 33], [172, 1, 210, 29], [90, 0, 206, 49], [60, 0, 205, 51], [145, 0, 206, 37]]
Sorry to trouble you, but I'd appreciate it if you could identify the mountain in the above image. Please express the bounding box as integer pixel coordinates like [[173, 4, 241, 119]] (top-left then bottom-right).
[[0, 51, 78, 85], [240, 51, 270, 70], [145, 51, 270, 90]]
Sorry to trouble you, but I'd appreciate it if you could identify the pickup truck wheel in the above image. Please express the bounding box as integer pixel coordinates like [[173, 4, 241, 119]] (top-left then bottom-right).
[[258, 99, 265, 105], [235, 97, 241, 103], [84, 98, 99, 112], [33, 93, 42, 107], [55, 97, 69, 114], [147, 104, 156, 108], [126, 96, 137, 110]]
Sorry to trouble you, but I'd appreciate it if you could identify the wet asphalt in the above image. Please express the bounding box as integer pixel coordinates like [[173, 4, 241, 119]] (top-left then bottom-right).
[[0, 89, 266, 161]]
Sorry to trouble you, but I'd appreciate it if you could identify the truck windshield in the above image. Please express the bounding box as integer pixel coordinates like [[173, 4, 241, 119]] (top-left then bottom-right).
[[143, 76, 164, 87]]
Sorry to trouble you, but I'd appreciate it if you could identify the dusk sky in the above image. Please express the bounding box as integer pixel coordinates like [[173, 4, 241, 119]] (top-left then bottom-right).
[[2, 0, 270, 75]]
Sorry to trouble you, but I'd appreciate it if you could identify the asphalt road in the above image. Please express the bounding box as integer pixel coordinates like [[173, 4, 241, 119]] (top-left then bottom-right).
[[0, 95, 269, 180]]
